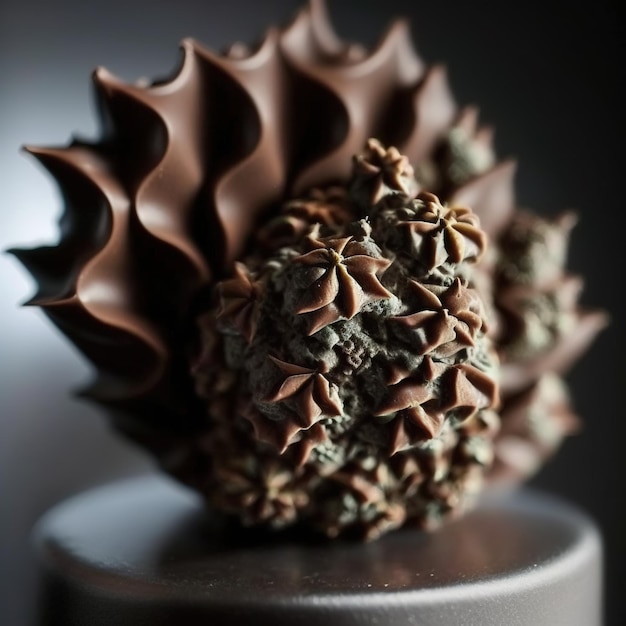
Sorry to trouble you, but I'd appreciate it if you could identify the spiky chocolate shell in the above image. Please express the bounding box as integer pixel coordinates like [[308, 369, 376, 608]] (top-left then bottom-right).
[[11, 0, 607, 535]]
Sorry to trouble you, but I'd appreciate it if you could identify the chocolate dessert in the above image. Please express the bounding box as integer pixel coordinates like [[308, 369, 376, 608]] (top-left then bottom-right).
[[14, 1, 612, 624], [12, 0, 607, 539]]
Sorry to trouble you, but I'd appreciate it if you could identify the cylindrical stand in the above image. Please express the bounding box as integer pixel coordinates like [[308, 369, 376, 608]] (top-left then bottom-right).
[[32, 474, 603, 626]]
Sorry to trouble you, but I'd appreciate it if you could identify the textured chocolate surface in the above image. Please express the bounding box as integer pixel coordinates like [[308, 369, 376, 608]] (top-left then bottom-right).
[[11, 0, 608, 538], [188, 148, 500, 536], [33, 475, 603, 626]]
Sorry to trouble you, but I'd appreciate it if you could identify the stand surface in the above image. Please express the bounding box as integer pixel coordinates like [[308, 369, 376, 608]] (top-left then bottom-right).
[[32, 474, 603, 626]]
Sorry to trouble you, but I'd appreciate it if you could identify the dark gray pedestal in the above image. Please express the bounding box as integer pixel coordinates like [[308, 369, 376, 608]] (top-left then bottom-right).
[[32, 474, 603, 626]]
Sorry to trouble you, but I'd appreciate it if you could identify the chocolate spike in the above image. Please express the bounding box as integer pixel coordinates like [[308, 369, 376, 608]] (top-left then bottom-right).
[[400, 65, 457, 165], [451, 160, 517, 239], [282, 11, 424, 193], [196, 31, 294, 266], [500, 310, 610, 394], [96, 46, 211, 281], [305, 0, 346, 56]]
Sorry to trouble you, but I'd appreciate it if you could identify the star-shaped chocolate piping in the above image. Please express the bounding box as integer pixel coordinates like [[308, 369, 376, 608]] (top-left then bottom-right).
[[438, 278, 487, 334], [391, 278, 486, 357], [327, 461, 414, 541], [441, 107, 495, 187], [213, 454, 309, 528], [243, 401, 329, 466], [293, 235, 392, 334], [257, 187, 357, 252], [256, 214, 313, 251], [390, 454, 424, 498], [375, 357, 448, 454], [243, 401, 303, 451], [352, 138, 419, 204], [284, 186, 356, 226], [440, 363, 500, 421], [489, 374, 578, 485], [215, 262, 263, 342], [496, 210, 577, 288], [399, 191, 487, 271], [289, 423, 329, 467], [262, 356, 343, 426]]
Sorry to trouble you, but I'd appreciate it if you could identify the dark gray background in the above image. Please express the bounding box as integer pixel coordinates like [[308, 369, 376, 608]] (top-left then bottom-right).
[[1, 0, 623, 624]]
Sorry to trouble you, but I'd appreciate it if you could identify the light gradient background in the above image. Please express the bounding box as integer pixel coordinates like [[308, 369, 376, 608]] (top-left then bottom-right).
[[1, 1, 623, 624]]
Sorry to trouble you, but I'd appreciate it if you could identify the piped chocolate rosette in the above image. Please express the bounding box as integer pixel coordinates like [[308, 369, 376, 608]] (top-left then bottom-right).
[[12, 0, 607, 539]]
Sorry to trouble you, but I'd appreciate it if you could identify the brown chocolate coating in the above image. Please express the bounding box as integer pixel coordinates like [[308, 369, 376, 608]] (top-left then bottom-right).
[[11, 0, 608, 538]]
